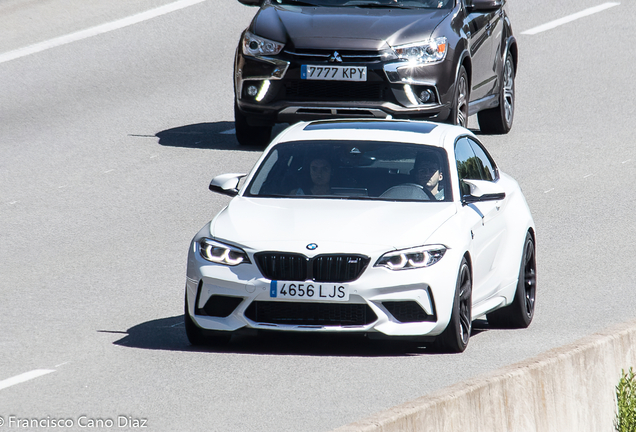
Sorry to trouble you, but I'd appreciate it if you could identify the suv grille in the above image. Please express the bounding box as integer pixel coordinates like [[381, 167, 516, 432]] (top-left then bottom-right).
[[284, 49, 384, 63], [255, 253, 369, 282], [285, 80, 385, 101], [244, 301, 377, 326]]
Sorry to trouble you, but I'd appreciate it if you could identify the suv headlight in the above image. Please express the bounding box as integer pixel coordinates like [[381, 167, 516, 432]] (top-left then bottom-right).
[[198, 238, 250, 266], [375, 245, 447, 270], [392, 37, 448, 65], [242, 31, 285, 57]]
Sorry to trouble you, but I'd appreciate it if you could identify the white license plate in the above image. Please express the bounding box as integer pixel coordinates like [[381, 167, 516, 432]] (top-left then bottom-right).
[[269, 281, 350, 301], [301, 65, 367, 81]]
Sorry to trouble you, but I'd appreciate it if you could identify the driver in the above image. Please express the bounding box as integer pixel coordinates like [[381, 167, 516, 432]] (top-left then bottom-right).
[[413, 152, 444, 200], [292, 156, 332, 196]]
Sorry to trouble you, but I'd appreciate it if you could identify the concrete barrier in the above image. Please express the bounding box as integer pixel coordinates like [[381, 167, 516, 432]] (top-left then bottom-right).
[[332, 318, 636, 432]]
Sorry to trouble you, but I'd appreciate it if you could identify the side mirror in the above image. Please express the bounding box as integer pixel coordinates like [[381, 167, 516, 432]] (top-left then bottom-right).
[[461, 179, 505, 205], [237, 0, 262, 6], [467, 0, 502, 12], [209, 173, 247, 197]]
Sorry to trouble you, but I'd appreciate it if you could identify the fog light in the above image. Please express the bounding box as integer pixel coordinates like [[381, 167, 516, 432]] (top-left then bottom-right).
[[418, 89, 434, 103], [255, 80, 271, 102], [246, 85, 258, 97]]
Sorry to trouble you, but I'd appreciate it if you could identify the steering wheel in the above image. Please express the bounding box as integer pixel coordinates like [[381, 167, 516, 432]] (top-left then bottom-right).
[[379, 183, 435, 200]]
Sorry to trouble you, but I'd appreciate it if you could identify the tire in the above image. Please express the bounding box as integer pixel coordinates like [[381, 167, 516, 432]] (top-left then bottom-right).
[[449, 66, 469, 128], [184, 291, 232, 346], [487, 232, 536, 328], [234, 102, 272, 147], [435, 258, 472, 353], [477, 51, 515, 134]]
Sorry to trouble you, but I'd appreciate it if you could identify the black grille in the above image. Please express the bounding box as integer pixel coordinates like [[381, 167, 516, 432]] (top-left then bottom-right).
[[383, 301, 435, 323], [313, 255, 368, 283], [244, 301, 377, 326], [199, 295, 243, 318], [285, 81, 385, 101], [255, 253, 308, 281], [255, 253, 369, 282], [284, 49, 383, 63]]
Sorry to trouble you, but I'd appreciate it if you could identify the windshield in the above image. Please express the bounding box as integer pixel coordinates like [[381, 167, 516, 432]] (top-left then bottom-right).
[[274, 0, 453, 9], [245, 140, 451, 202]]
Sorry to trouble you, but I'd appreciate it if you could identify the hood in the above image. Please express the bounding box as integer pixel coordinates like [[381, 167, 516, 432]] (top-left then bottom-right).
[[252, 4, 450, 50], [210, 197, 456, 254]]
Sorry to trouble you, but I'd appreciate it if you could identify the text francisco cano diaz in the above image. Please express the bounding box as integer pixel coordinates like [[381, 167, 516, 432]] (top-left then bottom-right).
[[1, 415, 148, 428]]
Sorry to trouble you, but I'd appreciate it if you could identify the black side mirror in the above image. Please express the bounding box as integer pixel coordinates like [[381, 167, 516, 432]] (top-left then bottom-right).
[[467, 0, 502, 12], [237, 0, 263, 6]]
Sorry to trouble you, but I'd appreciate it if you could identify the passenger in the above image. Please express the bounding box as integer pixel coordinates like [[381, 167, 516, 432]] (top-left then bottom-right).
[[292, 156, 332, 196], [413, 152, 445, 200]]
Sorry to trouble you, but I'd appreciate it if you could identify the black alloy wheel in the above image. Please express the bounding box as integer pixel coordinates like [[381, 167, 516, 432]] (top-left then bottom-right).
[[184, 291, 232, 346], [477, 51, 515, 134], [487, 232, 536, 328], [450, 66, 469, 128], [436, 257, 472, 353], [234, 101, 272, 147]]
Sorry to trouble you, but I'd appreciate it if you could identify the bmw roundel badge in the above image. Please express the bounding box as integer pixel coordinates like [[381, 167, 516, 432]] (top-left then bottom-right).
[[306, 243, 318, 250]]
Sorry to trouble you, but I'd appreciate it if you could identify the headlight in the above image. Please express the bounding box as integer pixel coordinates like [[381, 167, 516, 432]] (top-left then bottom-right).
[[198, 238, 250, 266], [392, 37, 448, 65], [375, 245, 447, 270], [242, 31, 285, 57]]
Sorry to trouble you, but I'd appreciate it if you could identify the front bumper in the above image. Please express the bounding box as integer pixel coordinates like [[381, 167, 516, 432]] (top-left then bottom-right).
[[185, 243, 462, 339], [234, 50, 456, 126]]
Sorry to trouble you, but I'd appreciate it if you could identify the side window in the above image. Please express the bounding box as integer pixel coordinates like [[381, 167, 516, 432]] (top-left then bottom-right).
[[454, 138, 480, 196], [467, 138, 497, 181]]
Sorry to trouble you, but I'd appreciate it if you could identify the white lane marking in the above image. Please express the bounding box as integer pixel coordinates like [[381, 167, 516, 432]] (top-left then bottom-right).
[[583, 173, 595, 178], [544, 188, 555, 193], [522, 2, 620, 35], [220, 129, 236, 135], [0, 369, 55, 391], [0, 0, 207, 64], [622, 159, 632, 164], [104, 169, 115, 174]]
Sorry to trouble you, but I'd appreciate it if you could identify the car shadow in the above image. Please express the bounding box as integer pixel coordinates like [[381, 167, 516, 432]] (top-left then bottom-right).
[[105, 315, 491, 357], [155, 122, 288, 151]]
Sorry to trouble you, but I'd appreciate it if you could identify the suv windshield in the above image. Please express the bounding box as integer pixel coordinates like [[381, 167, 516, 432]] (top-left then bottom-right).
[[275, 0, 453, 8], [246, 140, 451, 201]]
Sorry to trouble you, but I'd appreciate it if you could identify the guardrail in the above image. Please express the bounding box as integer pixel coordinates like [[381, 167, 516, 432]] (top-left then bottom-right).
[[333, 318, 636, 432]]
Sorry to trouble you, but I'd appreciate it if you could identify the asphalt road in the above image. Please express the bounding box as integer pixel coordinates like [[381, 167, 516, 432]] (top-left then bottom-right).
[[1, 1, 634, 431]]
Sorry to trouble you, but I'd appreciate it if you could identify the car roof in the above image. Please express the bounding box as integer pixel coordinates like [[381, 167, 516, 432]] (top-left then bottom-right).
[[274, 118, 470, 150]]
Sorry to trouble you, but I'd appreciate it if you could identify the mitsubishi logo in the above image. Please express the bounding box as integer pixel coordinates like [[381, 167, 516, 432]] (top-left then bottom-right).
[[329, 51, 343, 63]]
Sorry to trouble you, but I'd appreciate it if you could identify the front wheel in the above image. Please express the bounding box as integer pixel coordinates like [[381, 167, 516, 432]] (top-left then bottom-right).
[[234, 102, 272, 147], [487, 232, 536, 328], [435, 258, 472, 353], [477, 51, 515, 134]]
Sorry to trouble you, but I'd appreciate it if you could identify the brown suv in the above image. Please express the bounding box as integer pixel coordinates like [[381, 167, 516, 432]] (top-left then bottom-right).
[[233, 0, 517, 145]]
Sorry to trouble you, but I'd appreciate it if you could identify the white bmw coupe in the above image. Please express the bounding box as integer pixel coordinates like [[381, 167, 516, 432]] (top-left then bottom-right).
[[185, 119, 536, 353]]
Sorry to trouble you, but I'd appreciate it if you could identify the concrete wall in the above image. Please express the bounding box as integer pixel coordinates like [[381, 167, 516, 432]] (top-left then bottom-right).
[[332, 318, 636, 432]]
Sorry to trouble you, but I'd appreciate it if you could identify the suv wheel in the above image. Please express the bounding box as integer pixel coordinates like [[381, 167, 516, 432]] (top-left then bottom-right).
[[477, 51, 515, 134], [234, 102, 272, 147]]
